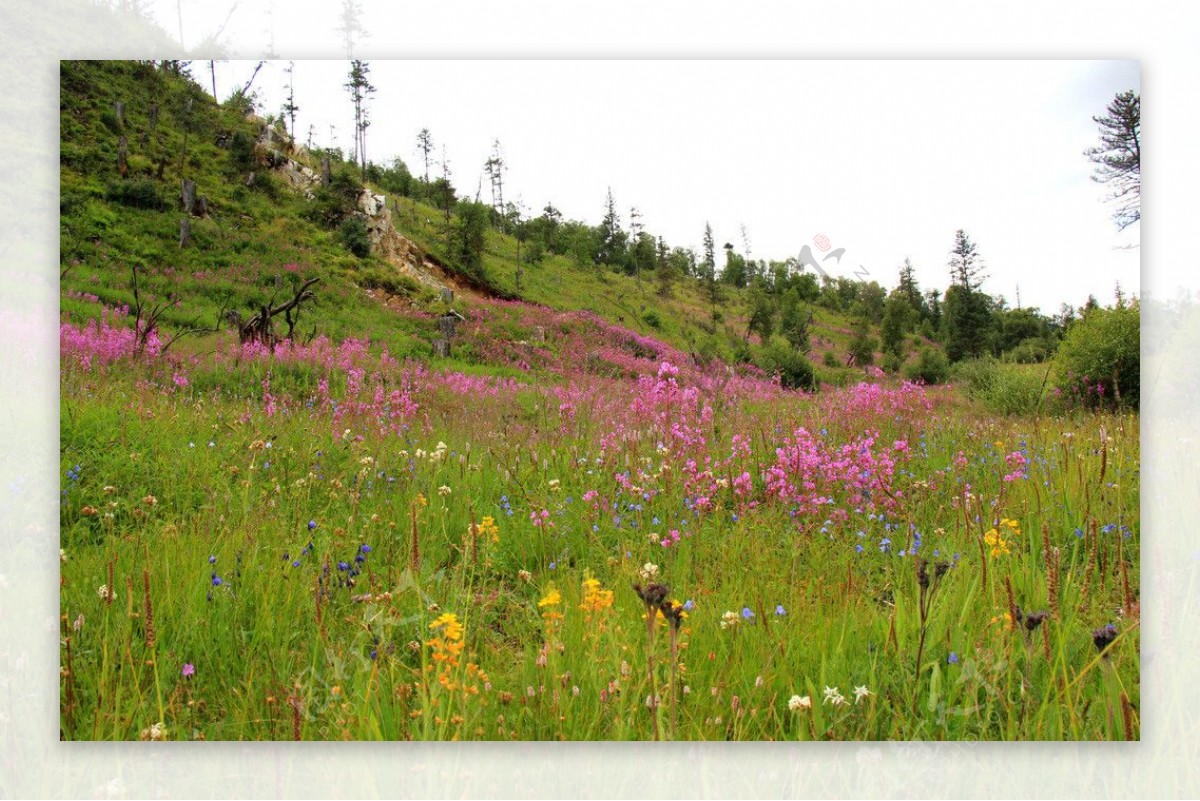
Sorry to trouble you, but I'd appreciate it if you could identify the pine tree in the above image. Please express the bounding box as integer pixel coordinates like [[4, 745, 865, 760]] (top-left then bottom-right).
[[416, 128, 434, 183], [344, 60, 375, 179], [281, 61, 299, 141], [1085, 90, 1140, 231]]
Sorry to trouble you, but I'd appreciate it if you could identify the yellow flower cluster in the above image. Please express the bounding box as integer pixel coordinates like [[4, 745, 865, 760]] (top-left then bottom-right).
[[538, 587, 564, 627], [983, 518, 1020, 558], [477, 516, 500, 543], [426, 612, 466, 689], [579, 578, 614, 614]]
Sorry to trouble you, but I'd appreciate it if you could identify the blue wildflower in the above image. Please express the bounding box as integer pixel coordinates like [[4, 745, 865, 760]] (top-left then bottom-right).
[[741, 607, 754, 620], [948, 652, 959, 664], [775, 605, 786, 616]]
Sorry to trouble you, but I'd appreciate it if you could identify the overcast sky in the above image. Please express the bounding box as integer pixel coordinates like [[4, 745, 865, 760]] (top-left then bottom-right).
[[194, 57, 1139, 314]]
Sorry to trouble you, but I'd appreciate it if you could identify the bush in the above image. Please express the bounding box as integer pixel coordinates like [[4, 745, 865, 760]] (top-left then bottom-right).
[[881, 352, 904, 374], [228, 130, 256, 171], [761, 342, 816, 391], [358, 268, 419, 297], [105, 178, 166, 210], [952, 356, 1045, 415], [905, 347, 950, 385], [339, 217, 371, 258], [1054, 304, 1139, 409], [822, 350, 840, 368], [1004, 337, 1050, 365], [849, 332, 877, 367], [643, 310, 662, 329]]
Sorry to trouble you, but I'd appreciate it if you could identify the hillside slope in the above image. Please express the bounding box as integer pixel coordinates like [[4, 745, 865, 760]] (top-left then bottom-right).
[[60, 60, 882, 387]]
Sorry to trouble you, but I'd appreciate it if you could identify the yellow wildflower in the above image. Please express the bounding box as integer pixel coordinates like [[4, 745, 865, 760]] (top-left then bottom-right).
[[580, 578, 614, 613], [983, 528, 1011, 558], [477, 516, 500, 543]]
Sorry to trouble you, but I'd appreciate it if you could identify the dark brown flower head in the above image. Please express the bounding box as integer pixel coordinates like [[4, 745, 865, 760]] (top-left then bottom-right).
[[633, 582, 670, 609], [916, 559, 930, 590], [659, 599, 686, 631], [1092, 624, 1118, 654], [934, 561, 950, 580], [1023, 611, 1049, 632]]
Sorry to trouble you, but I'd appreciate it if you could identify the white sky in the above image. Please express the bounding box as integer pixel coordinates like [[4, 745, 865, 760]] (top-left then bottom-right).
[[182, 52, 1138, 315]]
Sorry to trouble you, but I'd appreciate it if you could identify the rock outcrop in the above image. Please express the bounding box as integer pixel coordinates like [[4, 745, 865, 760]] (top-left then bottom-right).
[[250, 120, 454, 297]]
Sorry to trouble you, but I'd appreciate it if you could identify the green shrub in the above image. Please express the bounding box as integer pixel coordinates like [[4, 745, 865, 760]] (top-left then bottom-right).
[[358, 268, 419, 297], [952, 356, 1045, 415], [881, 352, 904, 374], [905, 347, 950, 385], [339, 217, 371, 258], [761, 342, 816, 391], [105, 178, 166, 210], [642, 309, 662, 329], [228, 130, 256, 172], [1004, 337, 1050, 364], [1054, 303, 1139, 409], [822, 350, 840, 368]]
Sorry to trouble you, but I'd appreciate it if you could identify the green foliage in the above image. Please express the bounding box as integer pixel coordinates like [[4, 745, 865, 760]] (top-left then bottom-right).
[[452, 200, 491, 279], [642, 309, 662, 329], [952, 357, 1046, 415], [881, 352, 904, 374], [356, 267, 420, 297], [848, 316, 877, 367], [778, 290, 812, 353], [1004, 338, 1051, 365], [105, 178, 167, 210], [880, 291, 914, 360], [339, 217, 371, 258], [823, 350, 840, 368], [760, 340, 816, 391], [942, 284, 991, 363], [905, 346, 950, 385], [746, 281, 775, 341], [1054, 302, 1139, 409], [228, 130, 256, 172]]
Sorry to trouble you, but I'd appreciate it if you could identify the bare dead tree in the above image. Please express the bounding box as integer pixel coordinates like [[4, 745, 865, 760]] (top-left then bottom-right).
[[237, 278, 320, 347], [130, 265, 175, 356]]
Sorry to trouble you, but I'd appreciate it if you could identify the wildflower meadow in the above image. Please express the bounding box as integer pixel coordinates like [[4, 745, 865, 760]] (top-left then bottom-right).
[[59, 295, 1139, 741]]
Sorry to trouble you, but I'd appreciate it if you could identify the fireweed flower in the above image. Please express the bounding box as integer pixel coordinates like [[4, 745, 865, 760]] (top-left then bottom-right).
[[181, 663, 195, 678]]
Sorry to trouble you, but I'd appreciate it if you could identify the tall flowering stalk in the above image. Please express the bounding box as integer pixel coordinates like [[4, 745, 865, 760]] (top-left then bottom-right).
[[633, 582, 669, 740], [912, 557, 949, 715]]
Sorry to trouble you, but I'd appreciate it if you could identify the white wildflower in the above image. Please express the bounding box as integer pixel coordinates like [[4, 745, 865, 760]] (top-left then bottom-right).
[[788, 694, 811, 711], [823, 686, 846, 706]]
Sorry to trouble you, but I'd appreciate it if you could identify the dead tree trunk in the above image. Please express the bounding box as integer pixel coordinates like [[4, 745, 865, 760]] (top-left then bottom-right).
[[238, 278, 320, 348], [180, 179, 196, 214], [117, 136, 128, 177]]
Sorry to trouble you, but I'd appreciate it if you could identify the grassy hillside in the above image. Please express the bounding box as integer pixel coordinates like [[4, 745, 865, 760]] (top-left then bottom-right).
[[59, 60, 883, 388]]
